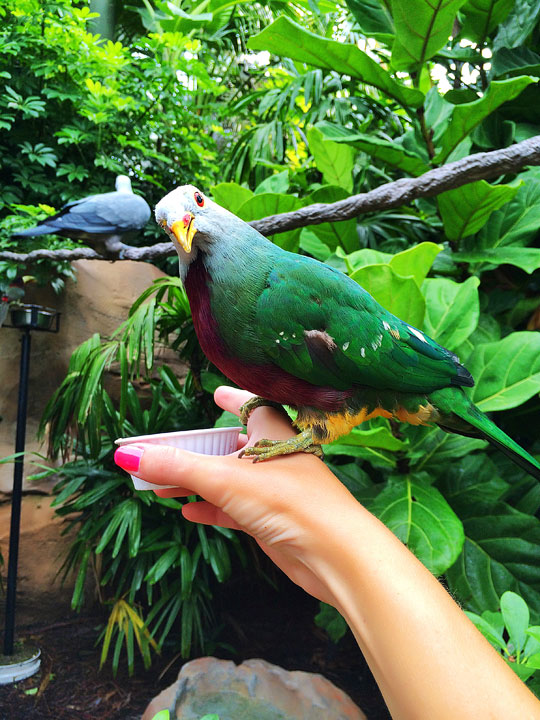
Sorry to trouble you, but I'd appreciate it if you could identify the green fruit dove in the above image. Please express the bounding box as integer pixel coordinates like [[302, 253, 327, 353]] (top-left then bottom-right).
[[155, 185, 540, 478]]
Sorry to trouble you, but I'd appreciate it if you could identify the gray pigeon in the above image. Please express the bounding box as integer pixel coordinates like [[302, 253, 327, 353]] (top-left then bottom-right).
[[12, 175, 151, 256]]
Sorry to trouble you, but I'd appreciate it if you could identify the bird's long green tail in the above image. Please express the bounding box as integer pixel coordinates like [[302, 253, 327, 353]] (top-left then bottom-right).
[[431, 388, 540, 481]]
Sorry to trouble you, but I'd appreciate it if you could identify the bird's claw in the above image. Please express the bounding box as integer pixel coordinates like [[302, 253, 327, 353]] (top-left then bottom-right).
[[239, 430, 323, 462], [239, 396, 286, 426]]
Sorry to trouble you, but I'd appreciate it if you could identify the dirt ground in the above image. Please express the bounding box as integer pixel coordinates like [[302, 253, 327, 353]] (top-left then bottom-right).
[[0, 579, 390, 720], [0, 495, 390, 720]]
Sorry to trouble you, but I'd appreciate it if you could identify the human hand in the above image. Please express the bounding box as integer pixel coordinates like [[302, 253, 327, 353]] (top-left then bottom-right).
[[113, 386, 360, 604]]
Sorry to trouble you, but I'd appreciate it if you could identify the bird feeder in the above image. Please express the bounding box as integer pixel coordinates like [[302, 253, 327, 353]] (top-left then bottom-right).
[[1, 304, 60, 684]]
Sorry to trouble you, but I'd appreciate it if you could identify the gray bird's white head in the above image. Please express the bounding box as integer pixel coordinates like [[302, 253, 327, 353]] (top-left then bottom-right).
[[115, 175, 133, 193]]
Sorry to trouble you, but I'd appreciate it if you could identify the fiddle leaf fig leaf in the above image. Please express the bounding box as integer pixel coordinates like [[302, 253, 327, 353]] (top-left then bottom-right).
[[344, 0, 394, 36], [446, 505, 540, 618], [422, 276, 480, 352], [237, 192, 303, 252], [434, 77, 536, 162], [307, 126, 355, 192], [438, 180, 520, 241], [315, 121, 429, 175], [391, 0, 468, 71], [390, 242, 442, 285], [350, 263, 425, 326], [453, 247, 540, 274], [472, 168, 540, 250], [248, 16, 425, 108], [369, 475, 465, 576], [466, 332, 540, 411], [211, 182, 253, 214], [459, 0, 515, 44]]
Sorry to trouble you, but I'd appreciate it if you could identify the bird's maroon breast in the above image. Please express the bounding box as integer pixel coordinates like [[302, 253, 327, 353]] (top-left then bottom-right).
[[183, 257, 350, 411]]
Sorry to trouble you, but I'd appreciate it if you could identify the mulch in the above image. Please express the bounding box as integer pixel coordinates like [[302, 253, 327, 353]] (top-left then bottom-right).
[[0, 569, 390, 720]]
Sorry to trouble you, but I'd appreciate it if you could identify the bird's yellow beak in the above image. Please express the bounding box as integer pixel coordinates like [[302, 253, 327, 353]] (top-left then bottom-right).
[[170, 212, 197, 253]]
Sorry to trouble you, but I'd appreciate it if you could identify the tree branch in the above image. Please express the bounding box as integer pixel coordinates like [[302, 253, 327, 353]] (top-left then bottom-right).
[[3, 135, 540, 264]]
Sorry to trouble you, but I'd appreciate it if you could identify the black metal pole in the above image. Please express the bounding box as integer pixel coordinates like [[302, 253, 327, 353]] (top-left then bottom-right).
[[3, 328, 31, 656]]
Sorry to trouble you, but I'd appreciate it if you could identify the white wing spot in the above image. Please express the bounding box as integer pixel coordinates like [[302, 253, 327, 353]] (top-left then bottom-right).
[[382, 320, 390, 331], [361, 347, 366, 357], [408, 326, 427, 343], [279, 331, 284, 336], [342, 341, 350, 351], [275, 339, 280, 344]]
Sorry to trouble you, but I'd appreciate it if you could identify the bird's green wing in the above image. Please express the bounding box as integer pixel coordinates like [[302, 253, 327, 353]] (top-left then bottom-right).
[[253, 254, 472, 394]]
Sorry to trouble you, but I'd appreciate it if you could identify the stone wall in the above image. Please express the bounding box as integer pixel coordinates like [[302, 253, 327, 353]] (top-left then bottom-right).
[[0, 259, 167, 493]]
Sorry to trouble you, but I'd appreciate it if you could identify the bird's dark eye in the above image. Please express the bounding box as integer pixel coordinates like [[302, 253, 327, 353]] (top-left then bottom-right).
[[194, 191, 204, 207]]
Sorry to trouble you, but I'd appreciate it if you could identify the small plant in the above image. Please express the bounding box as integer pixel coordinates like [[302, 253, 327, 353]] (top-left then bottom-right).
[[150, 711, 220, 720], [466, 591, 540, 694]]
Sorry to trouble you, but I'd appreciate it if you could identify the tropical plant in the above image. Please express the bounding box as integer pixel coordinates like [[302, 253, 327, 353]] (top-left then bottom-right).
[[17, 0, 540, 680], [466, 590, 540, 695], [34, 277, 243, 673]]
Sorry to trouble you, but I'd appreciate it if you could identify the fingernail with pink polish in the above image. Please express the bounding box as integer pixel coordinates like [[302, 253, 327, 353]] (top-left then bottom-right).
[[114, 445, 144, 473]]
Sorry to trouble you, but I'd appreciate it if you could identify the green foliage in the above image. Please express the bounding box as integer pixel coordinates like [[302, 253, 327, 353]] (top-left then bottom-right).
[[36, 279, 244, 671], [22, 0, 540, 676], [466, 591, 540, 689]]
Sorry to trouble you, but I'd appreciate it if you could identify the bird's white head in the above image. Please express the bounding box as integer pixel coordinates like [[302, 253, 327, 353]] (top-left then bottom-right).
[[115, 175, 133, 193], [155, 185, 232, 258]]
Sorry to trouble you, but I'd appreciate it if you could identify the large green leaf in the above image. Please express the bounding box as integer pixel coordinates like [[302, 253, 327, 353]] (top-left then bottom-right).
[[454, 313, 502, 365], [344, 0, 395, 36], [472, 169, 540, 250], [315, 121, 429, 175], [307, 126, 355, 192], [237, 192, 303, 251], [436, 454, 509, 508], [325, 421, 408, 453], [248, 16, 425, 108], [434, 77, 536, 162], [299, 228, 332, 261], [454, 248, 540, 274], [391, 0, 468, 71], [493, 0, 540, 50], [405, 424, 488, 475], [466, 332, 540, 411], [459, 0, 515, 44], [369, 475, 465, 576], [324, 442, 398, 467], [306, 185, 358, 253], [445, 504, 540, 620], [492, 46, 540, 78], [422, 276, 480, 351], [438, 180, 520, 241], [389, 242, 442, 285], [343, 243, 441, 285], [211, 182, 253, 214], [350, 263, 426, 326], [344, 248, 393, 272]]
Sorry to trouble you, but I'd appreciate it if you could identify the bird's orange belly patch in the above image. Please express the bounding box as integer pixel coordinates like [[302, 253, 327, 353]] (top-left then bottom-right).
[[297, 403, 437, 443]]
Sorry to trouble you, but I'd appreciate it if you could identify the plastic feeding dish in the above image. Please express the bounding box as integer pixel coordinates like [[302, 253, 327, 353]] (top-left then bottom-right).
[[115, 426, 241, 490]]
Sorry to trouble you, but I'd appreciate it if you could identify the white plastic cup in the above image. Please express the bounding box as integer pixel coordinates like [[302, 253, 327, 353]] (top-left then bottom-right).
[[115, 426, 241, 491]]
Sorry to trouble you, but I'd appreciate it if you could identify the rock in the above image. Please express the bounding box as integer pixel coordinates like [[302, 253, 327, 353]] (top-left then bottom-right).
[[142, 657, 366, 720]]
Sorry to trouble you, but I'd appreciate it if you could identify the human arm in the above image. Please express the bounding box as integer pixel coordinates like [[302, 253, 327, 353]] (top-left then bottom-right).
[[114, 386, 540, 720]]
